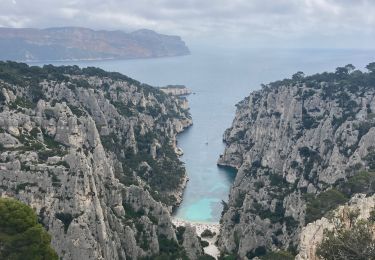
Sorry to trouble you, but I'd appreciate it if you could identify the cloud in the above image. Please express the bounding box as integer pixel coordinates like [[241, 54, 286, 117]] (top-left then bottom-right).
[[0, 0, 374, 48]]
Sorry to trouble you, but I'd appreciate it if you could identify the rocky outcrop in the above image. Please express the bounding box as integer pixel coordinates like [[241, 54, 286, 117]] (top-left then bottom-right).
[[182, 225, 204, 260], [296, 194, 375, 260], [160, 85, 192, 96], [217, 66, 375, 258], [0, 27, 190, 61], [0, 62, 201, 259]]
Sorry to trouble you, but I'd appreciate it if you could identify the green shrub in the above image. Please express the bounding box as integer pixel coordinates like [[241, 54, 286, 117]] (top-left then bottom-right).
[[29, 83, 45, 103], [123, 202, 144, 220], [15, 182, 37, 193], [55, 212, 73, 233], [200, 240, 209, 247], [157, 234, 187, 258], [50, 173, 61, 187], [302, 108, 318, 129], [30, 128, 40, 139], [176, 226, 185, 244], [9, 97, 33, 109], [256, 200, 285, 224], [43, 134, 61, 149], [231, 211, 241, 223], [341, 171, 375, 195], [0, 89, 5, 103], [68, 105, 85, 117], [365, 148, 375, 170], [55, 161, 70, 169], [112, 101, 134, 117], [269, 173, 285, 186], [201, 229, 216, 238], [305, 189, 348, 224], [0, 198, 58, 259], [254, 180, 265, 191], [247, 246, 267, 258]]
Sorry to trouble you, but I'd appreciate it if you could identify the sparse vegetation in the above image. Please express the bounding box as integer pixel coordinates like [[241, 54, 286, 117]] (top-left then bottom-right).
[[305, 189, 348, 224]]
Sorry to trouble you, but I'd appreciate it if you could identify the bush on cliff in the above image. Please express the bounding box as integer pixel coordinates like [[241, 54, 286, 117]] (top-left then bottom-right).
[[305, 189, 348, 224]]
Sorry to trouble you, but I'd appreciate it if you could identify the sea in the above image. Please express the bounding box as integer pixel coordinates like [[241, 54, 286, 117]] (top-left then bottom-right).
[[32, 46, 375, 222]]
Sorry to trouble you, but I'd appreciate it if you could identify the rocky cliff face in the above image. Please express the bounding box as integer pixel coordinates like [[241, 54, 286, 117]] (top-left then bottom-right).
[[217, 66, 375, 258], [0, 61, 202, 259], [0, 27, 190, 61]]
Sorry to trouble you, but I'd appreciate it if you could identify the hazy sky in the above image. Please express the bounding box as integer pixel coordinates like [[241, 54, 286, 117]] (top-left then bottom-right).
[[0, 0, 374, 48]]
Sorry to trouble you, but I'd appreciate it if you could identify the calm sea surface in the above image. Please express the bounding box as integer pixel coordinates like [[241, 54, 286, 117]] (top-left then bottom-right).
[[33, 47, 375, 222]]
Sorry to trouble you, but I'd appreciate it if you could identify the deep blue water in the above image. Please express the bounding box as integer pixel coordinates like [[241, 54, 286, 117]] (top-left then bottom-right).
[[32, 47, 375, 222]]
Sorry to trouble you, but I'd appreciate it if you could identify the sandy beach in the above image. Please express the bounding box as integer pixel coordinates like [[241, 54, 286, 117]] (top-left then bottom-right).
[[172, 217, 220, 259]]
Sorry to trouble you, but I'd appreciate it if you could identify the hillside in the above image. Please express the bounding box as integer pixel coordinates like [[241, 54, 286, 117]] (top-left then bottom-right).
[[0, 27, 190, 61], [217, 63, 375, 258], [0, 61, 207, 259]]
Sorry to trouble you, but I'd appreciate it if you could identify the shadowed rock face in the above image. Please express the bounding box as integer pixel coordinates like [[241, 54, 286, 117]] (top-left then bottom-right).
[[0, 27, 190, 61], [0, 62, 203, 259], [217, 67, 375, 258]]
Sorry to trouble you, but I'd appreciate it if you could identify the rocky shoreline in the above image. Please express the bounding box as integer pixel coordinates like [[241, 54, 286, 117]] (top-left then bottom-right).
[[168, 173, 189, 212], [168, 107, 193, 212]]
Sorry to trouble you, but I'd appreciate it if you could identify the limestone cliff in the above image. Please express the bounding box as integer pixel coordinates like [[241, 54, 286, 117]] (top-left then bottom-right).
[[0, 61, 202, 259], [217, 65, 375, 258]]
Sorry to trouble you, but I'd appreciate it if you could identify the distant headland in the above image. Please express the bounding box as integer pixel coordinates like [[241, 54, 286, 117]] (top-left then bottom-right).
[[0, 27, 190, 62]]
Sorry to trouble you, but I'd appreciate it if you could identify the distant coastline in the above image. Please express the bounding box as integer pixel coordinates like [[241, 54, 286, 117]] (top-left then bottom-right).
[[0, 26, 190, 62], [23, 52, 191, 63]]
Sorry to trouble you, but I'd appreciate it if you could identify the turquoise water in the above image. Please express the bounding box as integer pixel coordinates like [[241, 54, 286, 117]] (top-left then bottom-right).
[[33, 47, 375, 222]]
